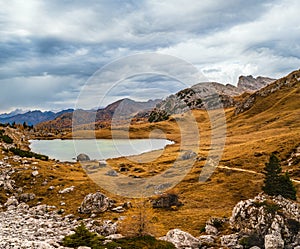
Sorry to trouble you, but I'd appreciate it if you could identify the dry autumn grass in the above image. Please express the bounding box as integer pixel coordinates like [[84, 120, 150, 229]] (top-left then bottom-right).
[[1, 71, 299, 237]]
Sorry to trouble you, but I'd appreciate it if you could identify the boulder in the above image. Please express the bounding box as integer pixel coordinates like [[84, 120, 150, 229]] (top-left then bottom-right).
[[220, 233, 241, 248], [78, 191, 114, 214], [77, 153, 90, 161], [18, 193, 36, 203], [105, 169, 118, 177], [264, 234, 284, 249], [152, 193, 182, 209], [160, 229, 201, 249], [180, 150, 197, 160]]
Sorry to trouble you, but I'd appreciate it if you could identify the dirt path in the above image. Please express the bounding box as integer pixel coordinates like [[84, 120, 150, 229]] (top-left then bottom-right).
[[218, 165, 300, 184]]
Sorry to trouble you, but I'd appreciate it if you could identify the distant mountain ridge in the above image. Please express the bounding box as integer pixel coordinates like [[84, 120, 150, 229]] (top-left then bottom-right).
[[0, 109, 74, 126], [148, 75, 275, 122], [36, 98, 161, 130]]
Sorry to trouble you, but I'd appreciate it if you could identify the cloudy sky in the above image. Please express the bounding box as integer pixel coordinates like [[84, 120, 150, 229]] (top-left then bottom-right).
[[0, 0, 300, 112]]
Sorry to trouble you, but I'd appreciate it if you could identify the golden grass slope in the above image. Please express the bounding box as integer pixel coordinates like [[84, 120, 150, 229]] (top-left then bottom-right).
[[1, 69, 299, 237]]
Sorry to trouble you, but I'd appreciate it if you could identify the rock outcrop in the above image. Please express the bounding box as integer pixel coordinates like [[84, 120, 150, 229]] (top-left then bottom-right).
[[235, 69, 300, 114], [237, 75, 275, 92], [227, 193, 300, 248]]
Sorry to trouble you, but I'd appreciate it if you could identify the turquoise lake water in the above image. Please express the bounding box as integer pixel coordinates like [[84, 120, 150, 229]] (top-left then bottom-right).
[[29, 139, 174, 162]]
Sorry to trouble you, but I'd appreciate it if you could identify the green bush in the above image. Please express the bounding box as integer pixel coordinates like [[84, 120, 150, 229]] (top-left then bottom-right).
[[0, 130, 14, 144], [62, 223, 175, 249], [9, 147, 48, 161], [2, 134, 13, 144], [62, 223, 103, 248]]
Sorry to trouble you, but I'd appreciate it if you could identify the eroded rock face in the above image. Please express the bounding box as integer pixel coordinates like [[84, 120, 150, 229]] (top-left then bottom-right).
[[229, 193, 300, 248], [78, 191, 114, 214], [159, 229, 201, 249]]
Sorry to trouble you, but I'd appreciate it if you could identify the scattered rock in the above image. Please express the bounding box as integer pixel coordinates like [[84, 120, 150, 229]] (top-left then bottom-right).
[[105, 234, 124, 240], [152, 193, 182, 209], [18, 193, 36, 203], [4, 196, 19, 207], [111, 206, 124, 213], [31, 170, 39, 177], [180, 150, 197, 160], [105, 169, 118, 177], [160, 229, 201, 249], [59, 186, 75, 194]]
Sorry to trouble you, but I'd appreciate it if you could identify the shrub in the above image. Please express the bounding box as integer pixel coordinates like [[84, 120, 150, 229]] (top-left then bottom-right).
[[2, 134, 13, 144], [62, 223, 102, 248], [9, 147, 48, 161], [62, 223, 175, 249]]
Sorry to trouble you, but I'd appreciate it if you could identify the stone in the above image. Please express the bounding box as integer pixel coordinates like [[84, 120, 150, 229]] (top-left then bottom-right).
[[111, 206, 124, 213], [4, 196, 19, 207], [31, 170, 39, 177], [105, 169, 118, 176], [59, 186, 75, 194], [78, 247, 92, 249], [160, 229, 201, 249], [152, 193, 182, 209], [77, 153, 90, 161], [264, 234, 284, 249], [78, 191, 114, 214], [220, 233, 240, 248], [95, 220, 118, 236], [249, 247, 261, 249], [205, 224, 218, 235], [18, 193, 36, 202], [105, 234, 124, 240], [180, 150, 197, 160], [198, 235, 216, 245]]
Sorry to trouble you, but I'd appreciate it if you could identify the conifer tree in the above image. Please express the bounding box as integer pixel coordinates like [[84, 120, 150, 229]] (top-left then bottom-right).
[[262, 153, 296, 200]]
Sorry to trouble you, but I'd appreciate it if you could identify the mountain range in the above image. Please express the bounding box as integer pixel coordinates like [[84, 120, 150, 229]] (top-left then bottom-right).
[[0, 109, 74, 126], [0, 74, 274, 128]]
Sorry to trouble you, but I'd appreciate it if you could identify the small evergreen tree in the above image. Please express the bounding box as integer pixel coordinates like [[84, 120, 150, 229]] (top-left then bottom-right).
[[262, 153, 296, 200]]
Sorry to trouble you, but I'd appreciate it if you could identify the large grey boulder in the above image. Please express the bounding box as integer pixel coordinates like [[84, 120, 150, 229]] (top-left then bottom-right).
[[78, 191, 114, 214], [160, 229, 201, 249], [77, 153, 90, 161]]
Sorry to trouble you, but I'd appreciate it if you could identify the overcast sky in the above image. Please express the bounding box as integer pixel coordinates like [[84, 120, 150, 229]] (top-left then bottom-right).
[[1, 0, 300, 112]]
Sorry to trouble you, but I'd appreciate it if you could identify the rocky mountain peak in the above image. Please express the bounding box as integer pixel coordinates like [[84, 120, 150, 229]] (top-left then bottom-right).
[[237, 75, 275, 92]]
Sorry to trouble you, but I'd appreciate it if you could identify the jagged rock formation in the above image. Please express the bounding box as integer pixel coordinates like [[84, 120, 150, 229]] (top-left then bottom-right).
[[149, 75, 274, 122], [235, 69, 300, 114], [237, 75, 275, 92]]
